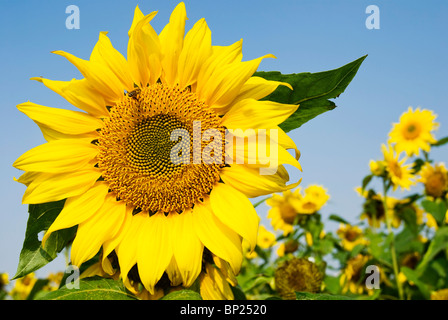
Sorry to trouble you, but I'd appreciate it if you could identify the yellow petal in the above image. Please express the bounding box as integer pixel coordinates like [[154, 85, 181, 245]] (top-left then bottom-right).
[[127, 11, 162, 87], [22, 168, 102, 204], [193, 200, 243, 275], [231, 76, 292, 107], [172, 211, 203, 287], [177, 18, 212, 89], [34, 121, 98, 142], [17, 102, 103, 135], [196, 40, 243, 99], [274, 126, 301, 160], [200, 263, 234, 300], [115, 213, 146, 291], [71, 194, 126, 267], [225, 130, 302, 173], [14, 171, 41, 187], [31, 77, 108, 117], [166, 257, 183, 287], [128, 5, 145, 37], [102, 205, 134, 275], [42, 182, 109, 247], [159, 2, 188, 85], [222, 98, 298, 130], [210, 183, 259, 251], [13, 138, 98, 173], [137, 213, 174, 295], [90, 32, 134, 92], [220, 164, 293, 197], [211, 40, 243, 65], [52, 50, 123, 104], [197, 54, 275, 110]]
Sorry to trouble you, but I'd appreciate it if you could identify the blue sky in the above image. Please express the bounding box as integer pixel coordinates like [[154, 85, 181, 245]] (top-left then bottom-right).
[[1, 0, 447, 279]]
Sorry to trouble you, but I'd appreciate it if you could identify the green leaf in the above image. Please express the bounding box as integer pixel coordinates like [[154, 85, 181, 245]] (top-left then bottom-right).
[[431, 136, 448, 147], [394, 226, 424, 255], [400, 206, 419, 235], [295, 291, 353, 300], [328, 214, 350, 225], [13, 200, 76, 279], [366, 231, 392, 267], [230, 285, 247, 300], [400, 267, 430, 299], [161, 289, 202, 300], [255, 55, 367, 132], [26, 278, 49, 300], [421, 199, 447, 225], [361, 174, 374, 192], [416, 226, 448, 275], [323, 275, 341, 295], [349, 244, 365, 258], [38, 276, 137, 300]]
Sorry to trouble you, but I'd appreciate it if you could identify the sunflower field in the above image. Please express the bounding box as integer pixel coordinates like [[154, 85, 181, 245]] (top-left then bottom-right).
[[2, 2, 448, 303]]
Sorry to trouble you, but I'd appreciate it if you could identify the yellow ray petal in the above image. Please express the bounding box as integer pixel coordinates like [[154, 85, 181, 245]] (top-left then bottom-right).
[[14, 171, 41, 187], [102, 205, 134, 275], [193, 200, 243, 275], [159, 2, 188, 85], [200, 263, 234, 300], [222, 98, 298, 130], [171, 210, 204, 287], [177, 18, 212, 89], [52, 50, 123, 104], [31, 77, 108, 117], [17, 102, 103, 135], [127, 11, 161, 87], [42, 182, 109, 247], [90, 32, 134, 92], [166, 257, 183, 287], [115, 213, 146, 291], [230, 76, 292, 108], [211, 40, 243, 65], [221, 164, 296, 198], [210, 183, 259, 251], [224, 130, 302, 173], [22, 168, 102, 204], [137, 213, 174, 295], [274, 126, 301, 160], [71, 194, 126, 267], [13, 138, 98, 173], [197, 54, 275, 110], [34, 120, 99, 142], [213, 255, 237, 287], [197, 40, 243, 97], [128, 5, 145, 37]]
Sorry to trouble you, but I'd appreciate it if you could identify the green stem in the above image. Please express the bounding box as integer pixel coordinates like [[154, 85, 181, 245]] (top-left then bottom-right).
[[382, 178, 404, 300], [253, 196, 270, 209], [64, 246, 70, 267]]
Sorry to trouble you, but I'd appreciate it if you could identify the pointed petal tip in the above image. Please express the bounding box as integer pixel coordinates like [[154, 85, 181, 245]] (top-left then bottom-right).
[[30, 77, 43, 83]]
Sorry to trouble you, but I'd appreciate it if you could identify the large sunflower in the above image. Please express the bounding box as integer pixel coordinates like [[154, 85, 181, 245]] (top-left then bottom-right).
[[388, 106, 438, 156], [13, 3, 302, 296]]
